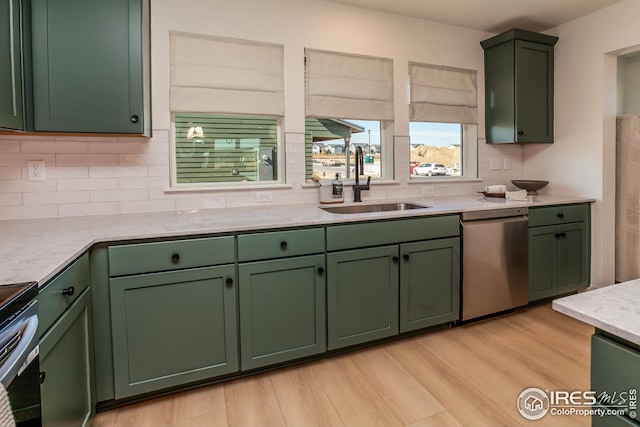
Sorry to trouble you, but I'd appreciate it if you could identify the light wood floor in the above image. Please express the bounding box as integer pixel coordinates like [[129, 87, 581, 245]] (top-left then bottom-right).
[[90, 303, 593, 427]]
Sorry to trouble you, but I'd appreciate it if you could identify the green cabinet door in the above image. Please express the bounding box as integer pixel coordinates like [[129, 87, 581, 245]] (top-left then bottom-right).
[[482, 29, 558, 144], [239, 255, 326, 370], [0, 0, 27, 130], [529, 221, 590, 302], [327, 246, 399, 350], [514, 41, 555, 143], [40, 289, 93, 427], [556, 222, 590, 293], [109, 265, 238, 399], [30, 0, 147, 133], [529, 224, 558, 301], [400, 238, 460, 332]]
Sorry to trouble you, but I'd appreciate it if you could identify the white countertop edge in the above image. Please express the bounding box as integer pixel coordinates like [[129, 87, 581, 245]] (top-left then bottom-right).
[[0, 193, 595, 287], [552, 281, 640, 346]]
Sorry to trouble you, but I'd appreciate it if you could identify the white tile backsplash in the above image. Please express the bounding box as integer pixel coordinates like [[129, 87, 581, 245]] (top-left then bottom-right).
[[0, 131, 525, 220]]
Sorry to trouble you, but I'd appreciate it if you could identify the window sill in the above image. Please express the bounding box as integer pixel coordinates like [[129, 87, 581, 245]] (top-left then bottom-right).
[[407, 177, 483, 184], [165, 183, 293, 193]]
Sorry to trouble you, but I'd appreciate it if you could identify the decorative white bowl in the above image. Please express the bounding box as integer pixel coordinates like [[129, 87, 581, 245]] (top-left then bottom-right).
[[512, 180, 549, 195]]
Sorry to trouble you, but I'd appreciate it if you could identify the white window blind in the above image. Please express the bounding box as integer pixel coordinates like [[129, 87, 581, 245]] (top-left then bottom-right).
[[305, 49, 394, 121], [170, 33, 284, 116], [409, 62, 477, 124]]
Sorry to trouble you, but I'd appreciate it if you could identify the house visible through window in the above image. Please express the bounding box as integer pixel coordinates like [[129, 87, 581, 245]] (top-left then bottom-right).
[[306, 119, 382, 180], [169, 33, 284, 187], [175, 113, 279, 184], [305, 49, 394, 181]]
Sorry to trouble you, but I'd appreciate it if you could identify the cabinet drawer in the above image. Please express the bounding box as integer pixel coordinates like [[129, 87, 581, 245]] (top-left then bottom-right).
[[109, 236, 235, 276], [38, 253, 90, 336], [327, 215, 460, 251], [237, 228, 324, 262], [528, 203, 589, 227]]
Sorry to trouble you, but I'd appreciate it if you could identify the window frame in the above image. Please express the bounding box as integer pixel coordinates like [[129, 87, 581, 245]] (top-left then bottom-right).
[[169, 113, 286, 190]]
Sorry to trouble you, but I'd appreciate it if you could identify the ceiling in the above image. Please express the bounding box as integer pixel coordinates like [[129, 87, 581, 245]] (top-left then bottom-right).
[[326, 0, 623, 33]]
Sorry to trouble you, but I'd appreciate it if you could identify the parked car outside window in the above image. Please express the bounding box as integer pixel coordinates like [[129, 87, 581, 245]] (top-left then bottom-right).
[[413, 163, 447, 176]]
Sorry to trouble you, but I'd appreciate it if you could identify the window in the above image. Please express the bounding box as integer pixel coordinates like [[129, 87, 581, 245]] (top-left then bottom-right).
[[175, 114, 280, 184], [305, 49, 394, 181], [169, 33, 284, 187], [409, 62, 478, 179], [306, 119, 383, 180]]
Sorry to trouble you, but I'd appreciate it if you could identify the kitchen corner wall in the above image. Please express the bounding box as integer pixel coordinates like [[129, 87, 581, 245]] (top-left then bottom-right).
[[0, 130, 523, 221]]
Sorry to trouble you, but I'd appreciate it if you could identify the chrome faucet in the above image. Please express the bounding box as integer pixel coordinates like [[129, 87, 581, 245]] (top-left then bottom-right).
[[353, 146, 370, 202]]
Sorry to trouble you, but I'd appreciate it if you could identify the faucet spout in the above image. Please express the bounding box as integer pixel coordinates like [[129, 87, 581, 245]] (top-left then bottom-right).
[[352, 146, 370, 202]]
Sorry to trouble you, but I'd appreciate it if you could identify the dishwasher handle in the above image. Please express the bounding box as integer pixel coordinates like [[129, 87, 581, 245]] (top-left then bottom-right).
[[461, 207, 528, 221], [0, 301, 39, 388]]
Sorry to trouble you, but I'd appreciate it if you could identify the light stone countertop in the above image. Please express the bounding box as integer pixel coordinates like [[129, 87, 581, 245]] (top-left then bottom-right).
[[0, 193, 593, 287], [553, 281, 640, 346]]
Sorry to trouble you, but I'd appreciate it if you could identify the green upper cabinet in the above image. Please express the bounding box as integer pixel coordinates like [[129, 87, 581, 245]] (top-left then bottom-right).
[[481, 29, 558, 144], [0, 0, 30, 130], [30, 0, 150, 134]]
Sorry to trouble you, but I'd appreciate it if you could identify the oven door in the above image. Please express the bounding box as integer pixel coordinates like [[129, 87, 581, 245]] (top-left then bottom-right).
[[0, 300, 41, 426]]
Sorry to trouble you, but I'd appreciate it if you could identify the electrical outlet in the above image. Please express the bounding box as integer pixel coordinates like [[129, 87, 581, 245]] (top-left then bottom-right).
[[27, 161, 46, 182], [490, 157, 502, 170], [422, 186, 435, 195], [255, 191, 273, 203]]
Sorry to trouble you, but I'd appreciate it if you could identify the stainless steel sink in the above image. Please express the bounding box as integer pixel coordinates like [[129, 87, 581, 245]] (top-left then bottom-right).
[[320, 202, 431, 214]]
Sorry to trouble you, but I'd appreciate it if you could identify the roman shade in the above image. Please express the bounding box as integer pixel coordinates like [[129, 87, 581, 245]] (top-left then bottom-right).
[[305, 49, 394, 121], [170, 33, 284, 116], [409, 62, 477, 124]]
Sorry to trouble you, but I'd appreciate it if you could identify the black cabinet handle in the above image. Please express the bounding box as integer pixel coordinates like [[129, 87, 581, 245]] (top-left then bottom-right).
[[555, 232, 567, 238], [225, 277, 233, 287], [39, 372, 46, 384], [317, 267, 324, 275], [392, 256, 399, 263], [280, 241, 288, 250], [171, 253, 180, 263], [62, 287, 74, 297], [557, 213, 564, 218], [403, 254, 410, 261], [131, 115, 139, 123], [517, 130, 524, 135]]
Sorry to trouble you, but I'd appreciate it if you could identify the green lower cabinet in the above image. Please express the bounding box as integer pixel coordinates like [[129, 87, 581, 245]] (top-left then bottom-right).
[[399, 238, 460, 332], [109, 265, 238, 399], [327, 246, 399, 350], [529, 221, 589, 301], [591, 333, 640, 426], [40, 289, 93, 427], [238, 255, 326, 370]]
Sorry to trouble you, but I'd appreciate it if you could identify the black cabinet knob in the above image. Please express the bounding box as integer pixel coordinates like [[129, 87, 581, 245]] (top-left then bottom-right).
[[131, 115, 139, 123], [280, 241, 288, 250], [171, 253, 180, 263], [392, 256, 399, 263], [517, 130, 524, 135], [557, 213, 564, 218], [62, 287, 74, 297], [317, 267, 324, 275], [39, 372, 46, 384], [225, 277, 233, 287], [403, 254, 410, 261]]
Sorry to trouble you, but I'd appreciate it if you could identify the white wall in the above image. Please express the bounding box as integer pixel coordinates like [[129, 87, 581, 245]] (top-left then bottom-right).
[[524, 0, 640, 286], [0, 0, 527, 220]]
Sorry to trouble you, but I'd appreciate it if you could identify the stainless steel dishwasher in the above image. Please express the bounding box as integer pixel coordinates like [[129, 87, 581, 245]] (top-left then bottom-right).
[[461, 207, 528, 321]]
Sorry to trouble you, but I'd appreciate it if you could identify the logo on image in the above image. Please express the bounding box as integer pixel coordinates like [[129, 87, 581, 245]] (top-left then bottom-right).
[[517, 387, 550, 420]]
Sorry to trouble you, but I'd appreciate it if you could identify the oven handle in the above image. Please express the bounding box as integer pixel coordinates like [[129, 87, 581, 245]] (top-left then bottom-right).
[[0, 311, 39, 389]]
